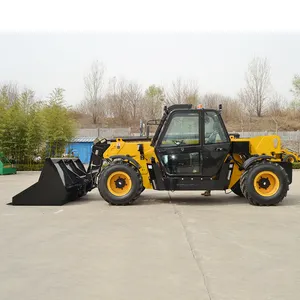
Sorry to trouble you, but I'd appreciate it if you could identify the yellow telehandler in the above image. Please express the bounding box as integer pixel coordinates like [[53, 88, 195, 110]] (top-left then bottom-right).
[[281, 148, 300, 163], [12, 104, 292, 206]]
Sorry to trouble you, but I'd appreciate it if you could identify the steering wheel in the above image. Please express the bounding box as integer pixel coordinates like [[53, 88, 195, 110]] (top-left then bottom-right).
[[207, 130, 218, 143], [172, 139, 185, 146]]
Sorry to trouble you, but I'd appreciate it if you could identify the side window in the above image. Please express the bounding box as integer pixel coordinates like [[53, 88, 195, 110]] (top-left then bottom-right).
[[161, 113, 199, 147], [204, 111, 229, 144]]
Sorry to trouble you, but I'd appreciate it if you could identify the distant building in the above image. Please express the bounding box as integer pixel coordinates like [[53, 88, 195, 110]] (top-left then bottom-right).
[[65, 127, 132, 164], [65, 137, 96, 164]]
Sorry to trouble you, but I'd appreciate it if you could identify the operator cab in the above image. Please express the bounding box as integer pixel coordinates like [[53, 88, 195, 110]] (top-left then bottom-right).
[[150, 104, 232, 189]]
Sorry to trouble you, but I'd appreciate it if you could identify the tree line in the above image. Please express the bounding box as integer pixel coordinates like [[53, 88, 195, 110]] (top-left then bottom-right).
[[79, 57, 300, 132], [1, 56, 299, 164], [0, 86, 76, 163]]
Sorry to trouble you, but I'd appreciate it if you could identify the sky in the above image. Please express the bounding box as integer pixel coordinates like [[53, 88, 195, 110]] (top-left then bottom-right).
[[0, 0, 300, 106]]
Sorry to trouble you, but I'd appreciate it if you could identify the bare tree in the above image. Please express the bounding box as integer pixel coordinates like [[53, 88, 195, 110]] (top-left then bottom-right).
[[165, 78, 182, 105], [242, 57, 271, 117], [238, 89, 254, 131], [124, 82, 143, 122], [105, 76, 118, 119], [201, 93, 239, 122], [0, 82, 19, 104], [142, 85, 164, 121], [269, 92, 287, 133], [183, 80, 199, 106], [201, 93, 223, 109], [105, 78, 144, 126], [81, 61, 105, 124], [165, 78, 199, 105], [238, 107, 245, 133], [290, 74, 300, 114], [107, 77, 129, 125], [238, 88, 255, 117]]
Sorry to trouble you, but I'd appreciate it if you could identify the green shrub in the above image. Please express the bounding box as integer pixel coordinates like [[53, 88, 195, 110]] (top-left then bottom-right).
[[292, 162, 300, 169], [0, 87, 76, 162], [16, 164, 44, 171]]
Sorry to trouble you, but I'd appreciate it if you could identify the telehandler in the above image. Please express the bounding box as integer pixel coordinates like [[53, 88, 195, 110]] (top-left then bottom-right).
[[12, 104, 292, 206], [281, 148, 300, 163]]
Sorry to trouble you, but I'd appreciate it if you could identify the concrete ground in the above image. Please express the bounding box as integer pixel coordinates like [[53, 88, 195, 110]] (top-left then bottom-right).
[[1, 171, 300, 300]]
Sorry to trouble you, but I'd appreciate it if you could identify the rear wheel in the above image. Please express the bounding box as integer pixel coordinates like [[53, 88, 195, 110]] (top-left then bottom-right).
[[98, 162, 143, 205], [283, 154, 297, 163], [240, 161, 289, 206], [231, 180, 244, 197], [137, 186, 145, 196]]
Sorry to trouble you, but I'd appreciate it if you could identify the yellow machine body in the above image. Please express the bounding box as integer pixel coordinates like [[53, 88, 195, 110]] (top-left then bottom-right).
[[103, 139, 155, 189], [103, 134, 286, 191]]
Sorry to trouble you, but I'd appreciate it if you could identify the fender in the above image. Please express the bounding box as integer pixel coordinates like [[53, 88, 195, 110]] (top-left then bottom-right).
[[109, 155, 141, 169], [242, 155, 274, 170]]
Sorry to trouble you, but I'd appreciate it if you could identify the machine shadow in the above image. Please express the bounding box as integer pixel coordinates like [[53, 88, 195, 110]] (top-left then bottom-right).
[[64, 192, 104, 206], [65, 192, 300, 207], [135, 194, 300, 207], [136, 194, 248, 206]]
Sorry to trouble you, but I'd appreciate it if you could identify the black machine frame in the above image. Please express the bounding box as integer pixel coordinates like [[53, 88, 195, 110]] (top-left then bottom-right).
[[147, 105, 234, 191]]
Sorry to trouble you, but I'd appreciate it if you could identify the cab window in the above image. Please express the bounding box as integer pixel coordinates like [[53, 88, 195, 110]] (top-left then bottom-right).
[[204, 111, 228, 144], [161, 113, 199, 147]]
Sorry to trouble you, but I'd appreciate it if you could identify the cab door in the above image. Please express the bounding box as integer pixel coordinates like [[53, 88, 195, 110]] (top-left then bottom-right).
[[201, 110, 231, 177], [155, 110, 201, 176]]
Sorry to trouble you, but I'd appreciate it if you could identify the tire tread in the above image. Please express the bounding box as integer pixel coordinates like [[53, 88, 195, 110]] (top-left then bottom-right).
[[98, 160, 143, 205], [240, 161, 289, 206]]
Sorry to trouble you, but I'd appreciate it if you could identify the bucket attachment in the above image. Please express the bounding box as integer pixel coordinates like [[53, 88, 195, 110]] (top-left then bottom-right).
[[12, 158, 93, 206], [11, 139, 110, 206]]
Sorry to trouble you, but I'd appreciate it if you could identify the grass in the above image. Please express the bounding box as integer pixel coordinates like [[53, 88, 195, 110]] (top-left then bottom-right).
[[292, 162, 300, 169], [16, 164, 44, 171]]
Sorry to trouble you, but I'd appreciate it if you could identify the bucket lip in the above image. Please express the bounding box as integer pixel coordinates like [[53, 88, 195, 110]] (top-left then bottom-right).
[[47, 157, 82, 163]]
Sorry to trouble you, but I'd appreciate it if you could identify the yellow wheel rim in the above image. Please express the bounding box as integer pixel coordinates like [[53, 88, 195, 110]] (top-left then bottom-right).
[[287, 156, 295, 163], [107, 171, 132, 196], [254, 171, 280, 197]]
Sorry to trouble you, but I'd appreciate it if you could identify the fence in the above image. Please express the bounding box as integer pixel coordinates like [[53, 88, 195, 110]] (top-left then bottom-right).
[[78, 127, 131, 138], [76, 129, 300, 152]]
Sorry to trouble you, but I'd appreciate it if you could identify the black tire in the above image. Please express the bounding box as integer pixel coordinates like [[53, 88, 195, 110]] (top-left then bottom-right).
[[231, 180, 244, 197], [98, 162, 143, 205], [283, 154, 297, 163], [240, 161, 289, 206], [137, 186, 145, 196]]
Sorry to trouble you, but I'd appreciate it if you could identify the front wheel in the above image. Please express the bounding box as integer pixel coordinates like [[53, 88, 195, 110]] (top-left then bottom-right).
[[240, 161, 289, 206], [98, 162, 142, 205]]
